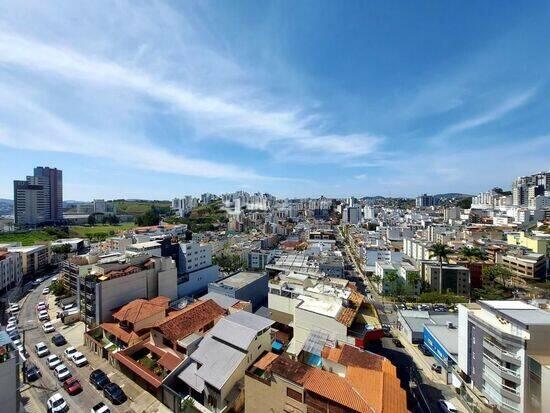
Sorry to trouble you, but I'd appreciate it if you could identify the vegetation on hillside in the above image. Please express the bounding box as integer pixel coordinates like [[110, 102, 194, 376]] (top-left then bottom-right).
[[113, 199, 171, 216], [164, 200, 227, 232]]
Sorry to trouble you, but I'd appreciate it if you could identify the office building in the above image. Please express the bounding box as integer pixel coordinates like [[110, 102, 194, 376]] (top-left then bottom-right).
[[458, 301, 550, 413], [500, 250, 547, 280], [13, 166, 62, 226]]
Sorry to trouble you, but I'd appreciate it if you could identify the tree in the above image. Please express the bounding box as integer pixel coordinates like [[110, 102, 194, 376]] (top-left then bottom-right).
[[458, 246, 486, 264], [384, 271, 400, 296], [407, 271, 422, 294], [213, 253, 245, 274], [429, 242, 453, 283], [483, 264, 513, 288], [51, 244, 71, 255], [50, 280, 66, 296], [136, 207, 161, 226], [87, 214, 96, 226]]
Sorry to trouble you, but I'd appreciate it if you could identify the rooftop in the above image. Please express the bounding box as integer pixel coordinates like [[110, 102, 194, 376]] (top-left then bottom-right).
[[213, 271, 266, 289]]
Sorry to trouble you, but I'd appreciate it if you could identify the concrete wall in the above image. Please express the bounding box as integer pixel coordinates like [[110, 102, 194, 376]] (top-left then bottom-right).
[[244, 371, 306, 413], [0, 355, 18, 413], [97, 272, 148, 323], [294, 307, 347, 350], [177, 265, 220, 298]]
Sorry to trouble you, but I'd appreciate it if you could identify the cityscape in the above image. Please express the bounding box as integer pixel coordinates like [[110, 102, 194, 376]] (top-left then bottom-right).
[[1, 3, 550, 413]]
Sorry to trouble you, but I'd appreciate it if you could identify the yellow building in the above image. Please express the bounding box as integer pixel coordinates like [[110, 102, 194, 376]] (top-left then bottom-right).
[[506, 231, 550, 255]]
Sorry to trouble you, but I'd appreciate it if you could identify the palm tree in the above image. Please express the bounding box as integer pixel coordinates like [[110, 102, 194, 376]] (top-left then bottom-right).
[[429, 243, 453, 292]]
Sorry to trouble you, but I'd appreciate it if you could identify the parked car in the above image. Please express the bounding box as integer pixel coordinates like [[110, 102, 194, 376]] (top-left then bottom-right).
[[71, 352, 88, 367], [90, 402, 110, 413], [39, 310, 50, 321], [35, 342, 50, 357], [43, 287, 50, 294], [8, 331, 21, 341], [432, 364, 442, 374], [24, 363, 41, 382], [103, 382, 127, 405], [63, 377, 82, 395], [64, 346, 77, 359], [418, 343, 432, 356], [43, 322, 55, 333], [47, 354, 62, 369], [6, 323, 17, 333], [392, 338, 404, 348], [36, 301, 48, 311], [18, 345, 30, 358], [54, 364, 72, 381], [438, 399, 458, 413], [90, 369, 111, 390], [7, 316, 17, 324], [12, 338, 22, 348], [52, 334, 67, 346], [46, 393, 68, 413]]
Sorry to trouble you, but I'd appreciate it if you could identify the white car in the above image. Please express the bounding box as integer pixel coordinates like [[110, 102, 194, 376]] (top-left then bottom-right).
[[43, 322, 55, 333], [37, 301, 48, 311], [43, 287, 50, 294], [12, 339, 22, 348], [47, 354, 62, 369], [6, 323, 17, 333], [35, 342, 50, 357], [54, 364, 71, 381], [46, 393, 68, 413], [71, 352, 88, 367], [64, 346, 77, 359], [438, 400, 458, 413], [7, 316, 17, 324], [38, 310, 50, 321], [91, 402, 110, 413]]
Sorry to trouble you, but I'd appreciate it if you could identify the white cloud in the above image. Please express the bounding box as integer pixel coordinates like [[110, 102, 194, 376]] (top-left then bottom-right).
[[0, 30, 382, 161]]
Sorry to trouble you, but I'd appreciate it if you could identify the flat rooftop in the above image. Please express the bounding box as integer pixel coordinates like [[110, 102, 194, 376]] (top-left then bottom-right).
[[297, 294, 342, 318], [214, 271, 266, 289]]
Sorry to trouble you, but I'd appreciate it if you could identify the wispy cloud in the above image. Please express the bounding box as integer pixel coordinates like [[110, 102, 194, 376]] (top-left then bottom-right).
[[0, 30, 382, 161], [438, 88, 537, 137]]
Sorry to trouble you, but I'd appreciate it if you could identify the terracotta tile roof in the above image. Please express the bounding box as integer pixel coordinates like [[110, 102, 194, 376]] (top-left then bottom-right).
[[112, 298, 167, 324], [305, 368, 371, 413], [253, 352, 279, 371], [154, 299, 226, 342], [149, 296, 171, 307], [337, 291, 364, 327], [158, 351, 184, 372], [100, 322, 144, 344], [269, 355, 312, 385]]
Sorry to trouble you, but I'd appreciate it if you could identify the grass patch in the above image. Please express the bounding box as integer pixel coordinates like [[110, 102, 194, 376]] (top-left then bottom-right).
[[113, 200, 171, 216], [0, 230, 58, 246], [68, 223, 135, 237]]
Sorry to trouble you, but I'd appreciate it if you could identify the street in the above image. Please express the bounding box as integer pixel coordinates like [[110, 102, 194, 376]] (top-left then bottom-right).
[[17, 274, 123, 413]]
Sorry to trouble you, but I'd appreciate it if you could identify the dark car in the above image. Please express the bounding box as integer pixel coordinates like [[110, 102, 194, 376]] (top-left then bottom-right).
[[90, 369, 111, 390], [432, 363, 442, 374], [8, 331, 21, 341], [51, 334, 67, 347], [24, 363, 41, 382], [418, 343, 432, 356], [392, 338, 404, 348], [103, 382, 127, 405]]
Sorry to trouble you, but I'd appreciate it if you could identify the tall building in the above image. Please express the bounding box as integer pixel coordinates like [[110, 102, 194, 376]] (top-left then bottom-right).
[[416, 193, 436, 208], [458, 301, 550, 413], [342, 205, 361, 224], [13, 166, 62, 226]]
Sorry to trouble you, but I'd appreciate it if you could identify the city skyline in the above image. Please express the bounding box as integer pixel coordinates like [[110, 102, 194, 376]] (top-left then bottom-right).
[[1, 1, 550, 200]]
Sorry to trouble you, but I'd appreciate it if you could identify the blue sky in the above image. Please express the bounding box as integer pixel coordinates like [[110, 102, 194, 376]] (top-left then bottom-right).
[[0, 1, 549, 200]]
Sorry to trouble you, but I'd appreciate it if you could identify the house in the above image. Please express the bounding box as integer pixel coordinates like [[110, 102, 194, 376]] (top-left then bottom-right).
[[162, 311, 275, 413], [245, 343, 409, 413]]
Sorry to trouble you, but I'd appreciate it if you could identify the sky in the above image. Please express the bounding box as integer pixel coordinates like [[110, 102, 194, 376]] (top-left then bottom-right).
[[0, 1, 549, 201]]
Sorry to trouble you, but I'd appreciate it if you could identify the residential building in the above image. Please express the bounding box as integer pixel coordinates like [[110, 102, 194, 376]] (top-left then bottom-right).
[[13, 166, 62, 226], [416, 193, 437, 208], [245, 344, 408, 413], [79, 254, 178, 324], [6, 244, 49, 276], [163, 311, 274, 413], [0, 332, 20, 413], [0, 251, 22, 293], [243, 249, 275, 270], [177, 241, 220, 298], [208, 271, 268, 311], [342, 206, 362, 224], [506, 231, 550, 255], [458, 301, 550, 413], [399, 262, 421, 295], [423, 263, 470, 296]]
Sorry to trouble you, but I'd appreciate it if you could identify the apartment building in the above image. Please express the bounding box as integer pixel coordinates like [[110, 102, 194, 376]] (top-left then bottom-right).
[[342, 205, 362, 224], [208, 271, 268, 311], [403, 237, 432, 263], [245, 343, 408, 413], [0, 332, 20, 413], [0, 251, 22, 293], [6, 244, 49, 276], [457, 301, 550, 413], [423, 262, 470, 296], [78, 254, 178, 324], [177, 241, 220, 297], [506, 231, 550, 255]]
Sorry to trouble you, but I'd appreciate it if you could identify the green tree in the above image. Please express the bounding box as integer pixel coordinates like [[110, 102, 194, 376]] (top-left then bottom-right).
[[50, 280, 66, 296], [429, 242, 453, 281], [87, 214, 96, 226], [136, 207, 162, 226], [483, 264, 513, 287], [213, 253, 245, 274], [406, 271, 422, 294], [458, 246, 485, 264], [51, 243, 71, 254]]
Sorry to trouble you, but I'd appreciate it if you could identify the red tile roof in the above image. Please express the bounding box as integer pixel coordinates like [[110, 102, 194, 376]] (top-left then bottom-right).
[[154, 299, 226, 342], [112, 297, 168, 324]]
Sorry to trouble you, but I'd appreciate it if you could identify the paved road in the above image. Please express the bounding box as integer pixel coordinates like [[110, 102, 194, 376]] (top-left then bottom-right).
[[17, 275, 123, 413]]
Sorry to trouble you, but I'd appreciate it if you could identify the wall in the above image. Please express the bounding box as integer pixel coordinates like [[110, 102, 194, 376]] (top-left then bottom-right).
[[234, 274, 268, 311], [97, 272, 148, 323], [294, 307, 347, 350], [245, 372, 306, 413], [0, 355, 18, 413], [177, 265, 219, 298]]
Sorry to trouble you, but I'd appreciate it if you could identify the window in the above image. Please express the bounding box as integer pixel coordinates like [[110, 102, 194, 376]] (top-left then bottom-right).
[[287, 387, 302, 402]]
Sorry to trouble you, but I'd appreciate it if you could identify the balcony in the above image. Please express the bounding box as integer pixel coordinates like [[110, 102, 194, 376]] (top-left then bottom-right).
[[483, 354, 521, 383], [482, 369, 520, 403], [483, 337, 520, 364]]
